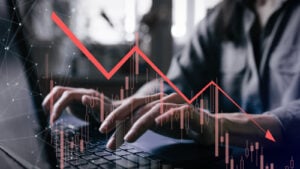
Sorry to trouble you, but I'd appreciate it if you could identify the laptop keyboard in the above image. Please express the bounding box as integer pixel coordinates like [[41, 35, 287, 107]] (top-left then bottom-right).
[[52, 126, 167, 169]]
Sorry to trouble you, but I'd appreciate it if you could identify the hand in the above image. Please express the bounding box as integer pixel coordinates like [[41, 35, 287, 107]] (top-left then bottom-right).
[[99, 93, 214, 149], [155, 104, 215, 146], [42, 86, 114, 125], [98, 92, 167, 149]]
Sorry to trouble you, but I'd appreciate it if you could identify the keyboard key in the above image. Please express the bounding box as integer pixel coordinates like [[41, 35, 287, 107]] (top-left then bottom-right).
[[95, 151, 111, 157], [64, 155, 79, 161], [105, 148, 117, 152], [77, 163, 97, 169], [127, 148, 143, 154], [73, 151, 92, 156], [88, 145, 105, 151], [123, 154, 150, 166], [115, 158, 138, 168], [87, 148, 101, 153], [69, 159, 87, 166], [114, 150, 131, 156], [91, 158, 109, 165], [136, 152, 151, 158], [100, 163, 123, 169], [103, 155, 122, 161], [81, 154, 99, 160], [120, 144, 134, 150]]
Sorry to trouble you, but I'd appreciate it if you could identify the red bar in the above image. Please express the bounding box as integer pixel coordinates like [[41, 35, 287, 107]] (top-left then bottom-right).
[[220, 136, 224, 143], [250, 144, 254, 152], [80, 139, 84, 153], [160, 80, 164, 114], [290, 156, 294, 169], [270, 163, 274, 169], [135, 53, 139, 75], [70, 140, 74, 149], [240, 157, 244, 169], [215, 87, 219, 157], [120, 88, 124, 100], [225, 133, 229, 164], [255, 142, 259, 150], [60, 130, 64, 169], [170, 108, 173, 130], [230, 158, 234, 169], [125, 76, 129, 90], [180, 109, 184, 129], [200, 99, 204, 126], [100, 93, 104, 122], [260, 155, 264, 169], [135, 32, 139, 75]]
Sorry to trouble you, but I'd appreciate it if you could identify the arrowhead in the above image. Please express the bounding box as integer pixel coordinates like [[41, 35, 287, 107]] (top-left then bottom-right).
[[265, 130, 276, 142]]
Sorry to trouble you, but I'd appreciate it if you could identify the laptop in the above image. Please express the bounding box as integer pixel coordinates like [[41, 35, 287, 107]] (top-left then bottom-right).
[[0, 1, 219, 169]]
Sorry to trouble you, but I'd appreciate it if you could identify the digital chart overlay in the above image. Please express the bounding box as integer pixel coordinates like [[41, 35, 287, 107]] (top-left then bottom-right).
[[50, 11, 276, 144]]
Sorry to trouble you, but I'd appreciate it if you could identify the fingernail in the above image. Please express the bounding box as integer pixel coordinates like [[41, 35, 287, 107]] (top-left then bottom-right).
[[106, 137, 116, 150], [123, 134, 129, 141], [154, 118, 161, 125], [124, 131, 134, 142], [99, 123, 107, 133]]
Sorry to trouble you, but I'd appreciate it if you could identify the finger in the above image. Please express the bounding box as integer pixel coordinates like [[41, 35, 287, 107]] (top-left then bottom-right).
[[155, 104, 192, 126], [154, 108, 175, 124], [42, 86, 97, 113], [99, 93, 162, 133], [81, 95, 100, 108], [42, 86, 71, 112], [100, 92, 183, 133], [82, 95, 113, 122], [49, 89, 98, 125], [105, 104, 157, 149], [106, 120, 130, 150], [81, 94, 112, 111], [124, 103, 179, 142], [164, 92, 185, 104]]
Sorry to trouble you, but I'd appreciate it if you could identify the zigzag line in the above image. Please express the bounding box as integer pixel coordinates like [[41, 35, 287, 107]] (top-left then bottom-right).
[[51, 12, 275, 142]]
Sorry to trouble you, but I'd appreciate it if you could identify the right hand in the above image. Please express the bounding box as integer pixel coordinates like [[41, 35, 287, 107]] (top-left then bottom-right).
[[42, 86, 114, 125]]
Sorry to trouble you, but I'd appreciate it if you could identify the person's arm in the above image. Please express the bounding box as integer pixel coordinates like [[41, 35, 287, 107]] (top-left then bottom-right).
[[264, 100, 300, 148], [208, 113, 282, 147], [220, 113, 282, 146], [154, 103, 284, 148], [155, 99, 300, 150]]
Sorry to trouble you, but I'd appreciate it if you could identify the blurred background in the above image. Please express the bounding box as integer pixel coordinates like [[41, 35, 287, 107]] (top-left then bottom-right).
[[18, 0, 220, 96]]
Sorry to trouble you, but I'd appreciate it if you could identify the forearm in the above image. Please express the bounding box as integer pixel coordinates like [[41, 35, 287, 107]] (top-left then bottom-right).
[[217, 113, 283, 147]]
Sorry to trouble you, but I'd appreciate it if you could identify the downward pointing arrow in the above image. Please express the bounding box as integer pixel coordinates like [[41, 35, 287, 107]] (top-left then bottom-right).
[[265, 130, 276, 142], [51, 11, 277, 143]]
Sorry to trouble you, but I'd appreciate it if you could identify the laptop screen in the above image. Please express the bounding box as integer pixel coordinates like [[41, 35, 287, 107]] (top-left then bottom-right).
[[0, 53, 51, 169], [0, 1, 54, 168]]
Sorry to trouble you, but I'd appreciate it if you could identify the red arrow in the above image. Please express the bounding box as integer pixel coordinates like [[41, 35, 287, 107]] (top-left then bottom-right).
[[51, 12, 276, 142], [265, 130, 276, 142]]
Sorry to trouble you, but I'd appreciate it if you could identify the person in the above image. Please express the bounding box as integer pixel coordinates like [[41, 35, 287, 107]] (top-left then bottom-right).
[[42, 0, 300, 155]]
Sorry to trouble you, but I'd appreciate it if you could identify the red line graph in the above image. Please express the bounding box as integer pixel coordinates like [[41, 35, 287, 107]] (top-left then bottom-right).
[[51, 12, 275, 142]]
